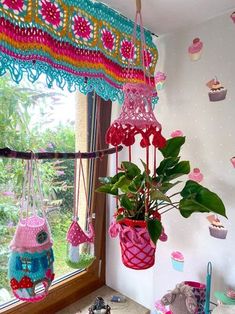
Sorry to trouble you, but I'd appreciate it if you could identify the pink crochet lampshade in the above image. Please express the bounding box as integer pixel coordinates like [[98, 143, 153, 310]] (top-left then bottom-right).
[[106, 82, 166, 148]]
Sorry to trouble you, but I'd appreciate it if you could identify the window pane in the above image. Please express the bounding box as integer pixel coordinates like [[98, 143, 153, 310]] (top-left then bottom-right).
[[0, 75, 91, 306]]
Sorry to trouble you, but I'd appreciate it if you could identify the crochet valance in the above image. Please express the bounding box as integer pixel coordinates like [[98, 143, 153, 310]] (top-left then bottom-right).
[[0, 0, 158, 103]]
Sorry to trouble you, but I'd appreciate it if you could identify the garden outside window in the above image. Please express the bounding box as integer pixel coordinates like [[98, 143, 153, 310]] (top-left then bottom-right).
[[0, 75, 110, 313]]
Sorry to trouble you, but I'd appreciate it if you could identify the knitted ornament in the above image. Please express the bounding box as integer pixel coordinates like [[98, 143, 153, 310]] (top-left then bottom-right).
[[66, 158, 95, 269], [8, 158, 54, 302]]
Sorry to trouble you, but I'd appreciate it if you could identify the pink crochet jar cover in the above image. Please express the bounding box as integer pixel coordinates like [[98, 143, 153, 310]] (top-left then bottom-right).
[[106, 82, 166, 148], [10, 215, 53, 253]]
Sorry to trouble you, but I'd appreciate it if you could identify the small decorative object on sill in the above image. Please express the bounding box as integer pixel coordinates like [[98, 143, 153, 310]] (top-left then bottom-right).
[[230, 157, 235, 168], [171, 251, 184, 272], [230, 12, 235, 23], [66, 157, 95, 269], [88, 296, 111, 314], [155, 71, 167, 91], [188, 38, 203, 61], [8, 157, 54, 302], [206, 78, 227, 102], [207, 215, 228, 239], [188, 168, 203, 183]]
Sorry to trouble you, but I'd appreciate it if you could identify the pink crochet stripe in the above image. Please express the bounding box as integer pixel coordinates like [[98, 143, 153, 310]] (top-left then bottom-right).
[[10, 242, 53, 253], [0, 19, 155, 84], [0, 45, 122, 88]]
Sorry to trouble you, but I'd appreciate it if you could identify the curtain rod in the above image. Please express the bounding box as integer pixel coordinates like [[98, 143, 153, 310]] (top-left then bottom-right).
[[0, 146, 123, 160]]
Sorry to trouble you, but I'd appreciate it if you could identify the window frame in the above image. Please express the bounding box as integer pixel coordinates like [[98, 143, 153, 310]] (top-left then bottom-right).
[[0, 95, 112, 314]]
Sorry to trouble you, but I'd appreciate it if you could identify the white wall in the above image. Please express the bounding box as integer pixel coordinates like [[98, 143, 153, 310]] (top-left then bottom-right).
[[106, 12, 235, 313]]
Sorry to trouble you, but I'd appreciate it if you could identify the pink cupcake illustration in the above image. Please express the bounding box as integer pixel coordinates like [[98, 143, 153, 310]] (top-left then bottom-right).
[[171, 251, 184, 272], [188, 168, 203, 183], [188, 37, 203, 61]]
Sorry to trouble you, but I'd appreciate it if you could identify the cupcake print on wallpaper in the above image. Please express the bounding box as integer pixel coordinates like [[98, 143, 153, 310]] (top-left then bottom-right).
[[188, 37, 203, 61], [206, 78, 227, 102], [171, 251, 184, 272], [207, 215, 228, 239]]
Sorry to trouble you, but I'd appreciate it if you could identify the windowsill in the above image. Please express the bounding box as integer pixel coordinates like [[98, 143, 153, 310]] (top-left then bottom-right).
[[56, 285, 150, 314]]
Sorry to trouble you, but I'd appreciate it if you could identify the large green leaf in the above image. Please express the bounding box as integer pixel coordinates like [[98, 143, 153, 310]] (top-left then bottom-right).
[[159, 137, 185, 158], [121, 161, 141, 179], [120, 195, 134, 211], [96, 184, 118, 195], [166, 161, 190, 180], [98, 172, 125, 185], [179, 180, 227, 218], [98, 176, 112, 184], [128, 174, 144, 193], [111, 172, 125, 184], [180, 180, 202, 198], [112, 175, 131, 193], [151, 189, 171, 202], [158, 181, 182, 193], [147, 219, 162, 244], [156, 157, 180, 176]]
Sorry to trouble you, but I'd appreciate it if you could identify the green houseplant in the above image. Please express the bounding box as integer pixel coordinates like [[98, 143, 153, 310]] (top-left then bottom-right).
[[97, 136, 227, 269]]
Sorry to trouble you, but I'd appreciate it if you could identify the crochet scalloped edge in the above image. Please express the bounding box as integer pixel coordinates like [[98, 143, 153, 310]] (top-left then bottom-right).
[[0, 52, 159, 105]]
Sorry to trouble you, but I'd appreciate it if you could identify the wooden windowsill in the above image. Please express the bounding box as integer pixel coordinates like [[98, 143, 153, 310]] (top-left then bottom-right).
[[56, 285, 150, 314]]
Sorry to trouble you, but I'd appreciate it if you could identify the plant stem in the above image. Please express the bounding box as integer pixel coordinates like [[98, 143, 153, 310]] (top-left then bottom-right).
[[158, 202, 179, 211], [168, 192, 181, 198], [159, 202, 180, 215]]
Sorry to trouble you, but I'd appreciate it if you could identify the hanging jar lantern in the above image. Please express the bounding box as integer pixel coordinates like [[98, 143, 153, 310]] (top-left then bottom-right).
[[8, 158, 54, 302], [66, 158, 95, 269]]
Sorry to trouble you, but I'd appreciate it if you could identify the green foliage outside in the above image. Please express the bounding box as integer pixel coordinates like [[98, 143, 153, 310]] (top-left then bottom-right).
[[0, 75, 76, 298]]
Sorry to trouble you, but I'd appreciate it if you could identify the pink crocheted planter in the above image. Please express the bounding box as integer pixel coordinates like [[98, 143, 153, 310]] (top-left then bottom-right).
[[118, 219, 156, 270], [10, 215, 53, 253]]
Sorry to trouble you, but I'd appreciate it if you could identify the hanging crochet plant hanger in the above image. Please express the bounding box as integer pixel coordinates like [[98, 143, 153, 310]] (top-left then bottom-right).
[[66, 157, 95, 269], [103, 1, 167, 270], [8, 157, 54, 302]]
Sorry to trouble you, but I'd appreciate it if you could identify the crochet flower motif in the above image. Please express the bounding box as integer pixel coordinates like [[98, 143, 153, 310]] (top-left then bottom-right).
[[2, 0, 25, 13], [39, 0, 62, 28], [143, 49, 153, 68], [72, 15, 93, 40], [101, 29, 115, 51], [120, 40, 136, 61]]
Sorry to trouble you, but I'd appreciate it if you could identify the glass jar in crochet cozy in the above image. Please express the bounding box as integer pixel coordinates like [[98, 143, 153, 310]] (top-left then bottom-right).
[[8, 215, 55, 302]]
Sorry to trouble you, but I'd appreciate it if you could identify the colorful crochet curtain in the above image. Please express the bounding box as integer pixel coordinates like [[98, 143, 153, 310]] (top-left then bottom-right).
[[0, 0, 158, 103]]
